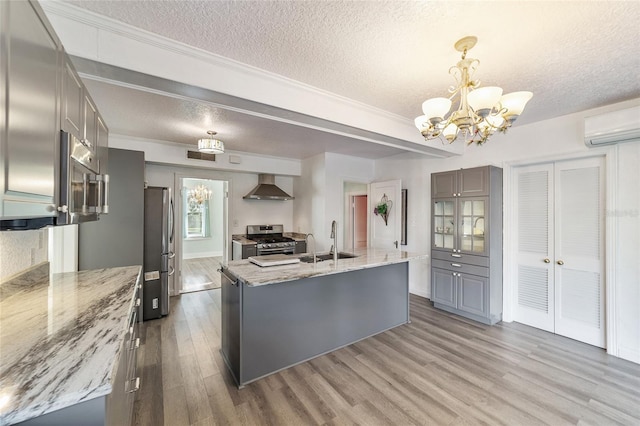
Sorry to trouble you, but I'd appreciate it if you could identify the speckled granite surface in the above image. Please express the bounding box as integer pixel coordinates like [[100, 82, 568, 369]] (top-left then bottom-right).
[[224, 247, 426, 286], [0, 264, 141, 425]]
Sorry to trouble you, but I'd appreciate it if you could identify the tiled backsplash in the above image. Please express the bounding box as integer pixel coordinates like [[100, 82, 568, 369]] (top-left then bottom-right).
[[0, 229, 49, 282]]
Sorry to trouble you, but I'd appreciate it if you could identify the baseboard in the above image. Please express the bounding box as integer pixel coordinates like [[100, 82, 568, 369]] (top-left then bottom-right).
[[410, 289, 430, 299], [183, 251, 223, 260], [618, 346, 640, 365]]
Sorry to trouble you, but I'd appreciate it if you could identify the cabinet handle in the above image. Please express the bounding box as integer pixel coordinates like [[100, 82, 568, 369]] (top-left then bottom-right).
[[557, 260, 564, 265], [130, 337, 140, 350], [127, 377, 141, 393], [451, 263, 462, 267], [135, 298, 141, 307], [451, 254, 462, 258], [543, 258, 551, 263]]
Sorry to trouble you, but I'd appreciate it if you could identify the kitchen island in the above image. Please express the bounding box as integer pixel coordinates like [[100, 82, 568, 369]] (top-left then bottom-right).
[[220, 247, 425, 387], [0, 263, 141, 425]]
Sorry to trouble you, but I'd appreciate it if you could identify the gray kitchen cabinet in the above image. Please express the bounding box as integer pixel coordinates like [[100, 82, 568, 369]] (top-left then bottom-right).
[[432, 166, 490, 198], [61, 56, 84, 141], [431, 165, 502, 325], [232, 240, 257, 260], [61, 54, 108, 172], [294, 240, 307, 254], [0, 0, 61, 221], [1, 0, 109, 226]]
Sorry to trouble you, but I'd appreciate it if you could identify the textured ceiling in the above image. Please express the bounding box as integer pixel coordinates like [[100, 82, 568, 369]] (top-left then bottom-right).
[[62, 0, 640, 157], [82, 79, 407, 160]]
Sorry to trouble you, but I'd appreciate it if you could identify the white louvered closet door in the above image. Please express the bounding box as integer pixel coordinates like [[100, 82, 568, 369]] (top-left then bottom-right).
[[554, 157, 605, 347], [514, 157, 605, 348], [514, 163, 555, 332]]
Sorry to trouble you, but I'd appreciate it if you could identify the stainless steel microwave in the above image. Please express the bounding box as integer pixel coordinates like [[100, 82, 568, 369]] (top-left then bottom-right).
[[57, 131, 109, 225]]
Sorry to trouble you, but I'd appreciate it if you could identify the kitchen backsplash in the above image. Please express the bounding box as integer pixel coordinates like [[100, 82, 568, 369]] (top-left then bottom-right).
[[0, 229, 48, 282]]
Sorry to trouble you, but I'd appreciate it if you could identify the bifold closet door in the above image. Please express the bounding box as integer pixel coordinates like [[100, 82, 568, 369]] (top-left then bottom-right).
[[515, 157, 605, 348]]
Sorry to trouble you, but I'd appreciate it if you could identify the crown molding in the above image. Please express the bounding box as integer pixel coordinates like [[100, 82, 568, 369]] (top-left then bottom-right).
[[41, 1, 415, 129]]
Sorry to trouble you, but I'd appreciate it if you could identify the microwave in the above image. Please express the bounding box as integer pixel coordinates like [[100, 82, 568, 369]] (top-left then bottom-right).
[[57, 131, 109, 225]]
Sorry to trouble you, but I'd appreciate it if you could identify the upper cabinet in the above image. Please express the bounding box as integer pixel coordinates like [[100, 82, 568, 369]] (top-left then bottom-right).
[[0, 0, 61, 223], [432, 167, 489, 198], [1, 0, 108, 227]]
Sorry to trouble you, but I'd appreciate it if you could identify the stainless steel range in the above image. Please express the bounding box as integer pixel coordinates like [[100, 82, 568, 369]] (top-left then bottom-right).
[[247, 224, 296, 255]]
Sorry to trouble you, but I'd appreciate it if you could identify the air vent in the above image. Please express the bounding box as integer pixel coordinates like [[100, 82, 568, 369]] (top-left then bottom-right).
[[187, 150, 216, 162]]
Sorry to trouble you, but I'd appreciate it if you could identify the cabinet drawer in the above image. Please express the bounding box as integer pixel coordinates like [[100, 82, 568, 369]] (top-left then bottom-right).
[[431, 250, 489, 267], [432, 259, 489, 277]]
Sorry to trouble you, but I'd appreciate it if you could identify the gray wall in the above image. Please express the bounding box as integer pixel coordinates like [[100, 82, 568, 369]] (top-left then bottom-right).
[[78, 148, 144, 270]]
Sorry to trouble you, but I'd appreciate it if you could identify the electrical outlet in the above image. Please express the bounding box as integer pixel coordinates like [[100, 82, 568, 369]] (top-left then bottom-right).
[[152, 298, 159, 309], [30, 248, 36, 266], [233, 219, 239, 227], [38, 231, 44, 249]]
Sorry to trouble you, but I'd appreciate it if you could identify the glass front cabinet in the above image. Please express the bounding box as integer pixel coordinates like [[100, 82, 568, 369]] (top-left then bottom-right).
[[433, 197, 488, 255], [430, 166, 502, 325]]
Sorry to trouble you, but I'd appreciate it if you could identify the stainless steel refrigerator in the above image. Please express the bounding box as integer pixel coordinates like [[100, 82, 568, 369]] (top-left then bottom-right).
[[143, 186, 174, 321]]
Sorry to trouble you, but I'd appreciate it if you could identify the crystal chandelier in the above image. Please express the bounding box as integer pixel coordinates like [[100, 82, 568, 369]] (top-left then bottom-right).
[[187, 185, 212, 205], [198, 130, 225, 154], [414, 36, 533, 146]]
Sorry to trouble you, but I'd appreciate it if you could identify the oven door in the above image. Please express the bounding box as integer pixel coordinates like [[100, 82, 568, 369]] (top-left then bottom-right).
[[58, 131, 109, 224], [256, 246, 295, 256]]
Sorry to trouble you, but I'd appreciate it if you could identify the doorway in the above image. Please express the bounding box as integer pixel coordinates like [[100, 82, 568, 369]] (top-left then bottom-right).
[[179, 177, 228, 293], [344, 181, 368, 250], [512, 156, 605, 347]]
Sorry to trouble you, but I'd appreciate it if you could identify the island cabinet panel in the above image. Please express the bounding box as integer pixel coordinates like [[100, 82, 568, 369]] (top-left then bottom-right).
[[221, 262, 409, 387]]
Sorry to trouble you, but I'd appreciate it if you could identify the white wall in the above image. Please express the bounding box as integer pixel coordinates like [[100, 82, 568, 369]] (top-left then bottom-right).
[[375, 98, 640, 363], [294, 153, 374, 251], [182, 179, 225, 259]]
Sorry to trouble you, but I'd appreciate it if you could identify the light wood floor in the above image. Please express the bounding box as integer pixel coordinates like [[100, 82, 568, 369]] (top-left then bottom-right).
[[133, 290, 640, 426], [181, 257, 223, 293]]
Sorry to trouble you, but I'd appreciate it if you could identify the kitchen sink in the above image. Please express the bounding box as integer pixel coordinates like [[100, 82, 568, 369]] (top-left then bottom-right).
[[299, 252, 358, 263]]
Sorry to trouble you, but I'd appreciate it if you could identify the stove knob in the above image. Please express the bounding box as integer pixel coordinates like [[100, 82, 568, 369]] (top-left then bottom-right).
[[265, 244, 271, 248]]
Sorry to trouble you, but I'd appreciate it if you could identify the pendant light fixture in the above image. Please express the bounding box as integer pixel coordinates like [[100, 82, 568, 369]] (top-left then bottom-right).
[[198, 130, 225, 154], [415, 36, 533, 145]]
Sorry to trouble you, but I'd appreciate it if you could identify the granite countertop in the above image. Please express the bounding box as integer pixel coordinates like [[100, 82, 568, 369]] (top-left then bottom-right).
[[224, 247, 427, 287], [231, 235, 256, 244], [0, 263, 141, 425]]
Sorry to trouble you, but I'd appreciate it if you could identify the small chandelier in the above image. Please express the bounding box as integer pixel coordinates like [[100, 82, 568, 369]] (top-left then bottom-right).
[[198, 130, 225, 154], [414, 36, 533, 146], [188, 184, 212, 205]]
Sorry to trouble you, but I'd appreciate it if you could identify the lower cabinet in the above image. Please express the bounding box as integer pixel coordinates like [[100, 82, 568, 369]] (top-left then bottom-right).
[[294, 240, 307, 254], [232, 240, 257, 260], [431, 255, 500, 325]]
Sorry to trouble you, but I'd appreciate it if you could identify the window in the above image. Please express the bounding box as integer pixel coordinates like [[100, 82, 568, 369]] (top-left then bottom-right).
[[184, 187, 211, 239]]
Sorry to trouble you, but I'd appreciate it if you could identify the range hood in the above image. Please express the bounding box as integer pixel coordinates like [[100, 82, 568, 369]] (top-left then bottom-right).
[[243, 174, 294, 200]]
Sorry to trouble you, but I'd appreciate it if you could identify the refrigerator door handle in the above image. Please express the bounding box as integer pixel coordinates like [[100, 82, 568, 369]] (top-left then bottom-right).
[[169, 197, 175, 244]]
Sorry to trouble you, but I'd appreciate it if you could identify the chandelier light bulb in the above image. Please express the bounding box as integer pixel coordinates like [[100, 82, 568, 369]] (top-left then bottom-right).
[[467, 86, 503, 117], [414, 115, 430, 133], [422, 97, 452, 124], [500, 91, 534, 120]]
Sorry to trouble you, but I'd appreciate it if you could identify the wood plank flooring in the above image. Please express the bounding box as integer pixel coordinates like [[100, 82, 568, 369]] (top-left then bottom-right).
[[133, 290, 640, 426], [181, 257, 223, 292]]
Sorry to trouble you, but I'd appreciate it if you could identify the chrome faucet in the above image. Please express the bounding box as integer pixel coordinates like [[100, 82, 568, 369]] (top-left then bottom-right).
[[330, 220, 338, 263], [305, 233, 317, 265]]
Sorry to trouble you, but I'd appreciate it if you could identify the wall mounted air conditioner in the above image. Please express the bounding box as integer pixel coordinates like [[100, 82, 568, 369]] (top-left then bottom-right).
[[584, 105, 640, 147]]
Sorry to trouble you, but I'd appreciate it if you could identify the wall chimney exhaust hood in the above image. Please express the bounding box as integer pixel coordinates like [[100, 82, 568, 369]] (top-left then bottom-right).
[[243, 174, 294, 200]]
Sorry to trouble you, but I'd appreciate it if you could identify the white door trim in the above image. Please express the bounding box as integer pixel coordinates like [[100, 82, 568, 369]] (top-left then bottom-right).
[[173, 173, 231, 296], [503, 147, 618, 355]]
